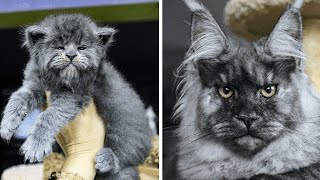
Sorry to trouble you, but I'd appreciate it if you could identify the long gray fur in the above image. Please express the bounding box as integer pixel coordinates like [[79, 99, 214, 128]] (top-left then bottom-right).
[[176, 0, 320, 179], [0, 14, 151, 180]]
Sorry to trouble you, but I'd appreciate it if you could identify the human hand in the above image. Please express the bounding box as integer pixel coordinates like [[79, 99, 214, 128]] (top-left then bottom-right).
[[55, 99, 105, 180]]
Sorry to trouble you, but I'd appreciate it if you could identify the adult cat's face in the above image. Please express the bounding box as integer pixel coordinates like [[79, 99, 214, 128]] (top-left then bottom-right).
[[178, 0, 305, 156], [196, 43, 300, 155], [24, 14, 115, 85]]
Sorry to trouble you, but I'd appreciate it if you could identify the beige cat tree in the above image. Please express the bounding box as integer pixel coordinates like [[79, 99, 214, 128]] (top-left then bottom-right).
[[225, 0, 320, 90]]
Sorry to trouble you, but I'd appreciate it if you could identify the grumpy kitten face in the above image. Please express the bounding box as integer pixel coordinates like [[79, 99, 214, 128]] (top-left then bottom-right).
[[178, 0, 305, 156], [24, 14, 116, 88]]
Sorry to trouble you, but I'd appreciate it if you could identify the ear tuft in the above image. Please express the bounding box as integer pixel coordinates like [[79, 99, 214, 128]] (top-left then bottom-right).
[[95, 27, 117, 46], [183, 0, 228, 63], [265, 4, 305, 61]]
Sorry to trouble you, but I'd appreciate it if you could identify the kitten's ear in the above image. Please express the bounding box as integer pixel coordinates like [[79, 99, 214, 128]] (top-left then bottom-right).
[[184, 0, 228, 61], [95, 27, 117, 46], [24, 25, 47, 48], [265, 0, 304, 61]]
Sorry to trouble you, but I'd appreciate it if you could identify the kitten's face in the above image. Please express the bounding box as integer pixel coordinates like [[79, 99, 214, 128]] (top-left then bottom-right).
[[41, 28, 101, 81], [24, 14, 115, 86], [197, 44, 300, 155]]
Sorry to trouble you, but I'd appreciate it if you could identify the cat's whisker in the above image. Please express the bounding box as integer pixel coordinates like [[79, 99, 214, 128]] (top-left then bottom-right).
[[168, 133, 212, 162]]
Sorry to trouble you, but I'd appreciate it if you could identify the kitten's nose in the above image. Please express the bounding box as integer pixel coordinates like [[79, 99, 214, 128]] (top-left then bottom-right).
[[235, 116, 259, 129], [66, 53, 77, 60]]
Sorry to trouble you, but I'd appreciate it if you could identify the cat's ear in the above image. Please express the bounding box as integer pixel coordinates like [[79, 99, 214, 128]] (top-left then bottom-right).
[[184, 0, 228, 61], [95, 27, 117, 46], [24, 25, 47, 48], [265, 0, 304, 61]]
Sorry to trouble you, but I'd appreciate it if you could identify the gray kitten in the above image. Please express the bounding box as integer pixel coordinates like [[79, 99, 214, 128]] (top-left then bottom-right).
[[0, 14, 151, 179], [175, 0, 320, 179]]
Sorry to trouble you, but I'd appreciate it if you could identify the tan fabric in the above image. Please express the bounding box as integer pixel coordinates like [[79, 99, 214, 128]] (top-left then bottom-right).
[[224, 0, 320, 40], [1, 164, 43, 180]]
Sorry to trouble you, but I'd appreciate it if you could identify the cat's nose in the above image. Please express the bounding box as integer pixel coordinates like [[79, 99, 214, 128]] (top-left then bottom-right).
[[235, 116, 259, 129], [66, 53, 77, 61]]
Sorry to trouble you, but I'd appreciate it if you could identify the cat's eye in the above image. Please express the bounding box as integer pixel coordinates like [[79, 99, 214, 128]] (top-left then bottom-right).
[[260, 85, 277, 98], [56, 46, 64, 50], [218, 86, 234, 98], [78, 47, 86, 50]]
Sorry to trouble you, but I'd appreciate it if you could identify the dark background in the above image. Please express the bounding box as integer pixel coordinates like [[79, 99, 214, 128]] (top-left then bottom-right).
[[0, 20, 159, 176], [163, 0, 228, 179]]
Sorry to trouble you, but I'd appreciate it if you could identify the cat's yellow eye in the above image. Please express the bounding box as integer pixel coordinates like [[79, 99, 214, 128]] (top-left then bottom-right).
[[260, 85, 277, 98], [218, 86, 234, 98]]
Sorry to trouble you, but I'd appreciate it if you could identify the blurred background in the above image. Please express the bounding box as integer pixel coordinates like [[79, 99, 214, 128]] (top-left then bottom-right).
[[0, 0, 158, 178], [163, 0, 228, 179]]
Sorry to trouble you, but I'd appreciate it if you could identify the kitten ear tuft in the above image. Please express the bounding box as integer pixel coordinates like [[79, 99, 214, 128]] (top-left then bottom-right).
[[183, 0, 228, 62], [24, 25, 47, 48], [265, 2, 305, 61], [95, 27, 117, 46]]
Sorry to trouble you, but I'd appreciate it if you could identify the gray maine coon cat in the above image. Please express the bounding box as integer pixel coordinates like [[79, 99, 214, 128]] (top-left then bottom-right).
[[175, 0, 320, 179], [0, 14, 151, 180]]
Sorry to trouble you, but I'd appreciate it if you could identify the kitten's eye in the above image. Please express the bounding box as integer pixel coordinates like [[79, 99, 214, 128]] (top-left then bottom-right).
[[56, 46, 64, 50], [218, 86, 234, 98], [78, 47, 86, 50], [260, 85, 277, 98]]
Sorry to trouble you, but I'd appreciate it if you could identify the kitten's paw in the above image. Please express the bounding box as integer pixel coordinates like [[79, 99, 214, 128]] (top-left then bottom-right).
[[20, 135, 52, 163], [95, 148, 120, 174], [0, 127, 14, 141], [0, 102, 28, 141]]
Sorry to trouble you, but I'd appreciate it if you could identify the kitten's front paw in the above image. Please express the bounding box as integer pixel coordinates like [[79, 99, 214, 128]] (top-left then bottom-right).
[[20, 135, 52, 163], [95, 148, 120, 174], [0, 102, 28, 141], [0, 127, 14, 141]]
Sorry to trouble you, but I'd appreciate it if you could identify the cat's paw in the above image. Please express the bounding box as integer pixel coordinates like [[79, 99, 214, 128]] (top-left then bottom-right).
[[0, 126, 14, 141], [0, 101, 28, 141], [95, 148, 120, 174], [20, 135, 52, 163]]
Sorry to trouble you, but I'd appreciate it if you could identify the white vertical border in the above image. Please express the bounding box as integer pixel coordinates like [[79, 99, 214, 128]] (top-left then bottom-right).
[[158, 0, 163, 179]]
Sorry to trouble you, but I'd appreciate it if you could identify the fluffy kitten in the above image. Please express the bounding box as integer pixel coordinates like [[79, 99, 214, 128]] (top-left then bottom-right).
[[0, 14, 151, 179], [175, 0, 320, 179]]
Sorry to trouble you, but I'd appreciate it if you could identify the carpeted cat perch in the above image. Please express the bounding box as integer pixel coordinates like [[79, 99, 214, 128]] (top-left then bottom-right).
[[225, 0, 320, 90]]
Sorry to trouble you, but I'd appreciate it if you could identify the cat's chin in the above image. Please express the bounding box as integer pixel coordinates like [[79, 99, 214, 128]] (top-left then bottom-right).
[[232, 135, 266, 155], [60, 64, 79, 80]]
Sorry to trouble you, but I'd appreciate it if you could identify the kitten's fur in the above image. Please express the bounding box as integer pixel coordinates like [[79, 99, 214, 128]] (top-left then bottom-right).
[[175, 0, 320, 179], [0, 14, 151, 179]]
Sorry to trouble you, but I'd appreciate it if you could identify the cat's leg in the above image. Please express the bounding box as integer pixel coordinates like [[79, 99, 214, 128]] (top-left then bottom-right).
[[0, 60, 43, 141], [0, 86, 43, 141], [93, 62, 151, 177], [20, 92, 90, 162], [95, 167, 139, 180]]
